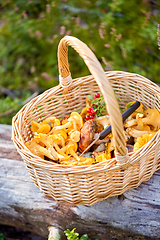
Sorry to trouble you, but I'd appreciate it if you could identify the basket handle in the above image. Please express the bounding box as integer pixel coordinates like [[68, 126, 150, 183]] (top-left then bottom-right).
[[58, 36, 129, 163]]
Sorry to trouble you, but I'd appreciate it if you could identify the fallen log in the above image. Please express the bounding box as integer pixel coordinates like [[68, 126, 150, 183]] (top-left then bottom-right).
[[0, 124, 160, 239]]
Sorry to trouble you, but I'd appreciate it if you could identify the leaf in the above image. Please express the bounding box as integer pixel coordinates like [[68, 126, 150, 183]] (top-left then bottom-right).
[[64, 228, 79, 240], [80, 234, 89, 240], [87, 95, 93, 100], [126, 102, 132, 109]]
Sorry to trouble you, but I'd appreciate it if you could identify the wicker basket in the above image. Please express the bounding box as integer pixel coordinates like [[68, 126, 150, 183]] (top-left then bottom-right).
[[12, 36, 160, 206]]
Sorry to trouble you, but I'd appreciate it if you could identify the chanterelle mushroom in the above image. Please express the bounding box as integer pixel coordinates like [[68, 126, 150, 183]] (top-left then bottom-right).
[[54, 112, 83, 130], [51, 134, 68, 158], [34, 133, 66, 160], [125, 102, 144, 120], [134, 113, 150, 131], [141, 108, 160, 131], [133, 133, 154, 152], [42, 117, 60, 127], [126, 128, 156, 138], [53, 112, 83, 142], [31, 121, 51, 134], [95, 115, 110, 129]]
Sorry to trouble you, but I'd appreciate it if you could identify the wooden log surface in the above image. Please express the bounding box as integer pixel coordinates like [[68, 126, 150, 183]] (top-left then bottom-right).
[[1, 124, 160, 239]]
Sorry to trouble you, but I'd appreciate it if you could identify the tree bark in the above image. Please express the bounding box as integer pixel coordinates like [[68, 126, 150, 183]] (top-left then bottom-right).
[[1, 124, 160, 239]]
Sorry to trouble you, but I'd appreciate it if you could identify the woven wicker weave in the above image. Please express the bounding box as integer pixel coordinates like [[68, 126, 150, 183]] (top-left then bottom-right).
[[12, 36, 160, 206]]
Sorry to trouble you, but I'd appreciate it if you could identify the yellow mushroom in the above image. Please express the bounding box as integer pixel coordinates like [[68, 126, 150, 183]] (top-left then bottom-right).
[[133, 133, 154, 152], [25, 139, 44, 159], [48, 146, 66, 160], [34, 133, 52, 148], [80, 106, 90, 120], [95, 152, 111, 163], [50, 129, 67, 140], [141, 108, 160, 131], [54, 112, 83, 131], [31, 121, 51, 134], [51, 134, 68, 158], [125, 109, 159, 139], [60, 139, 79, 160], [126, 127, 156, 138], [25, 138, 56, 160], [42, 117, 60, 128], [33, 133, 67, 160], [68, 129, 81, 142], [125, 102, 144, 120], [66, 144, 80, 161], [95, 115, 110, 129], [53, 112, 83, 142], [124, 119, 137, 128], [125, 112, 150, 131]]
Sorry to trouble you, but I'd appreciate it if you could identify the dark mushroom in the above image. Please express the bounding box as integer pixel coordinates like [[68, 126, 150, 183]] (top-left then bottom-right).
[[78, 119, 97, 153]]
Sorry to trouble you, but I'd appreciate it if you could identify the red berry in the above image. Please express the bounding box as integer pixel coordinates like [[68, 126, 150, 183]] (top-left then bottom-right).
[[93, 95, 97, 99], [87, 108, 91, 113], [92, 110, 97, 115], [85, 115, 90, 120], [90, 108, 96, 114], [95, 93, 100, 98], [92, 104, 95, 107], [89, 115, 94, 119]]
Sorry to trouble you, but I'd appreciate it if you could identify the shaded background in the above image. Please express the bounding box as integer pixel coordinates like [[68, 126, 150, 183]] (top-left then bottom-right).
[[0, 0, 159, 123]]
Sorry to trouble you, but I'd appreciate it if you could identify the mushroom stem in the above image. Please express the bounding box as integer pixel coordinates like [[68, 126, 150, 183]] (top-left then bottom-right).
[[136, 113, 144, 130], [49, 147, 65, 160], [36, 145, 57, 160], [53, 121, 72, 130], [53, 143, 68, 158], [69, 148, 80, 161]]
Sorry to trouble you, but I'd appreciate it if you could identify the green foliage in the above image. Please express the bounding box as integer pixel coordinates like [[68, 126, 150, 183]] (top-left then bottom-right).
[[0, 0, 160, 124], [64, 228, 79, 240], [64, 228, 99, 240], [0, 91, 31, 124], [87, 94, 107, 117], [0, 233, 5, 240]]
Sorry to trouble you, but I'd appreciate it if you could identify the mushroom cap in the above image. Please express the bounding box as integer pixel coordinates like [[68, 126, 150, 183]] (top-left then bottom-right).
[[142, 108, 160, 131], [51, 134, 65, 147], [133, 133, 154, 152], [78, 119, 97, 153], [31, 121, 40, 133], [34, 133, 56, 149], [68, 129, 81, 142], [69, 112, 83, 130], [25, 139, 44, 159], [95, 115, 110, 129], [80, 106, 90, 120], [42, 117, 60, 127], [125, 102, 144, 119], [126, 127, 156, 138], [37, 124, 51, 134], [50, 129, 67, 140], [66, 143, 77, 154], [95, 152, 111, 163]]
